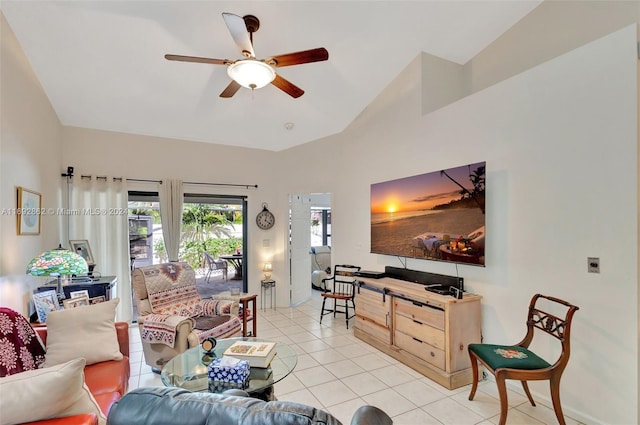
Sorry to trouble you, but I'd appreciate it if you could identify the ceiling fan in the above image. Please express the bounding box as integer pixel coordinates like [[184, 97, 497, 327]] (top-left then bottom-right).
[[165, 13, 329, 99]]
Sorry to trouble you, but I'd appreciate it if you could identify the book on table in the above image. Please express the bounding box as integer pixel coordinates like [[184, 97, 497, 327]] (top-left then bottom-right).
[[223, 341, 277, 368]]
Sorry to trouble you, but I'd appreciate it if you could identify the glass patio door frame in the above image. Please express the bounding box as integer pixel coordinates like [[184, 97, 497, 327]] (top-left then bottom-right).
[[182, 193, 248, 292], [128, 191, 248, 292]]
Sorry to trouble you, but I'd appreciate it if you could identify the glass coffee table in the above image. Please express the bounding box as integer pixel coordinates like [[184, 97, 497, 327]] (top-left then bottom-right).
[[161, 337, 297, 401]]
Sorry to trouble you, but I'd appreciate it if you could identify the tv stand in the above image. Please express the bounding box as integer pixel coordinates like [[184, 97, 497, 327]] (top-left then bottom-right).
[[353, 267, 481, 389]]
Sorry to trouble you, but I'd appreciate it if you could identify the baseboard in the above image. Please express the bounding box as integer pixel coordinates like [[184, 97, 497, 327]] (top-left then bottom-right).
[[482, 375, 605, 425]]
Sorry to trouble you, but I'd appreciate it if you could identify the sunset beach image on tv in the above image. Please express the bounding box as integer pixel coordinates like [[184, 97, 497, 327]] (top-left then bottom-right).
[[371, 162, 486, 266]]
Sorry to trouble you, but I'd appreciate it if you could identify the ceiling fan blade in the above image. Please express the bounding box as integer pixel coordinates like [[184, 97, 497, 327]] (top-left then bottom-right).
[[165, 54, 229, 65], [220, 80, 242, 98], [266, 48, 328, 68], [222, 13, 255, 58], [271, 74, 304, 98]]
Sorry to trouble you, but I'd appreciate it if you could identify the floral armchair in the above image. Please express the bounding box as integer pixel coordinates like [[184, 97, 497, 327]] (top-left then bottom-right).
[[131, 262, 242, 371]]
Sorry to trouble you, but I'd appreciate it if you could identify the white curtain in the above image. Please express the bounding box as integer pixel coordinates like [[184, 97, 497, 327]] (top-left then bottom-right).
[[69, 176, 132, 323], [159, 179, 183, 262]]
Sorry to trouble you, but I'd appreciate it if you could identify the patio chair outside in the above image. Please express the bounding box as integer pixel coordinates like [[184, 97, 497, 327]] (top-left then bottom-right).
[[204, 252, 228, 282]]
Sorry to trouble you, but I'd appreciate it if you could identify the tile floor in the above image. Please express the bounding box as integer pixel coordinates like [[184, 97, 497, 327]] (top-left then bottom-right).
[[127, 292, 583, 425]]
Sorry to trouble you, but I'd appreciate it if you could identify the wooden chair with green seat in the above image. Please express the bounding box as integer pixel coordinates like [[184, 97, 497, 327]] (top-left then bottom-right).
[[468, 294, 579, 425]]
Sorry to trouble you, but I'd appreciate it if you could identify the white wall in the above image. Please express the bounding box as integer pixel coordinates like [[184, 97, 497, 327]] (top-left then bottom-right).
[[0, 13, 64, 313], [465, 0, 640, 95], [278, 25, 638, 424], [428, 26, 637, 424], [60, 126, 285, 302]]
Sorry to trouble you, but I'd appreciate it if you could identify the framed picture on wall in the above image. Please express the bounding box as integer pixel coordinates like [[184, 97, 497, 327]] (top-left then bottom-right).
[[69, 240, 95, 265], [17, 187, 41, 235]]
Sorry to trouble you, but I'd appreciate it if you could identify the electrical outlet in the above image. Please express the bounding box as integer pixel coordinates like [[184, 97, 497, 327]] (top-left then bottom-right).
[[588, 257, 600, 273]]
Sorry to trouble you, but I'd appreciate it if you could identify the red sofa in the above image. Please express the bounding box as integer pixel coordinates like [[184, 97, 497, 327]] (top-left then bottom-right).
[[22, 322, 130, 425]]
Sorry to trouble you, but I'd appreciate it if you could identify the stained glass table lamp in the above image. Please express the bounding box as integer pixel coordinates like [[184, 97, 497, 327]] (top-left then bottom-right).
[[26, 245, 88, 299]]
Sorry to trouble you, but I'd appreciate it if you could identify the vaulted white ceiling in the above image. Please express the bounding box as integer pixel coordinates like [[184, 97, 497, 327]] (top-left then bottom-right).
[[1, 1, 541, 151]]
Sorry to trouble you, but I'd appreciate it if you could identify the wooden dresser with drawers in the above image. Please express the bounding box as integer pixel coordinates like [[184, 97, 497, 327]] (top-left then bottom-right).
[[354, 274, 481, 389]]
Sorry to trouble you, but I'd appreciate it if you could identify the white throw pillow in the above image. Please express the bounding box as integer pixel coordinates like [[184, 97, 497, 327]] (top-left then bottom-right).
[[0, 357, 106, 424], [43, 298, 123, 367]]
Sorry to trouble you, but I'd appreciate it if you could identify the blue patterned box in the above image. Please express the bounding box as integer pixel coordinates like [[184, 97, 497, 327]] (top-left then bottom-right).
[[207, 356, 250, 386]]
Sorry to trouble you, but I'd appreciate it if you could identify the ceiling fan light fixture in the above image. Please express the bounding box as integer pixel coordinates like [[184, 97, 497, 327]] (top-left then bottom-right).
[[227, 59, 275, 90]]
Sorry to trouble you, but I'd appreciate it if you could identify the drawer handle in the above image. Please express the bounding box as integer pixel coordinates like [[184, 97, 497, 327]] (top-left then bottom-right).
[[411, 301, 423, 307], [412, 337, 423, 343], [412, 319, 423, 325], [430, 352, 435, 357]]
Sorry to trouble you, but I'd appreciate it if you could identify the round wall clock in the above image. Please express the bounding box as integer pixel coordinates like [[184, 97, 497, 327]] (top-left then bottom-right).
[[256, 203, 275, 230]]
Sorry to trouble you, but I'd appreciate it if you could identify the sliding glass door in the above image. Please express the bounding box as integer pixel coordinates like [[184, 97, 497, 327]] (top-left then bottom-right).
[[128, 192, 248, 291]]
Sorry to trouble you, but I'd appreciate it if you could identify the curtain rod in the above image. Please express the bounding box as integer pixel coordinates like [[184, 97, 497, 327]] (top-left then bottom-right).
[[64, 173, 258, 189], [183, 181, 258, 189], [127, 178, 258, 189]]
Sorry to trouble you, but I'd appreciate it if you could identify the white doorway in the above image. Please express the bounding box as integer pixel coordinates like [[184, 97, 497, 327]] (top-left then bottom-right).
[[288, 193, 332, 306], [289, 194, 311, 306], [310, 193, 331, 247]]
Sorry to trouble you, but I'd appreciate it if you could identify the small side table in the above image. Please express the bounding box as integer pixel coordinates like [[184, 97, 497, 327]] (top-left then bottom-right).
[[261, 279, 276, 311], [238, 293, 257, 337]]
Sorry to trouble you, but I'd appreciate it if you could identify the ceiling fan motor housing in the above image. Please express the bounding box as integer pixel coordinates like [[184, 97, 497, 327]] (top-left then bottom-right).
[[243, 15, 260, 34]]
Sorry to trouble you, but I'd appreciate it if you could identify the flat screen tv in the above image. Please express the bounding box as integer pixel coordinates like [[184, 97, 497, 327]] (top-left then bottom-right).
[[370, 162, 485, 266]]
